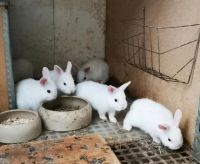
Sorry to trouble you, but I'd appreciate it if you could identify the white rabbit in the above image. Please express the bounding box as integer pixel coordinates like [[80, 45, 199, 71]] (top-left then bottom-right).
[[50, 61, 76, 94], [76, 81, 131, 123], [123, 98, 183, 150], [13, 58, 33, 83], [77, 59, 109, 83], [16, 67, 57, 111]]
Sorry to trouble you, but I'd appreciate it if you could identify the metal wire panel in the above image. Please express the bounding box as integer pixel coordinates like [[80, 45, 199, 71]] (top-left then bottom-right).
[[121, 8, 200, 84], [2, 4, 15, 109]]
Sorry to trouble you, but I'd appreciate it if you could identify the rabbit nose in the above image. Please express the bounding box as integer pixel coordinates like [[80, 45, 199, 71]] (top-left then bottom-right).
[[71, 89, 76, 94], [123, 103, 128, 109], [69, 90, 75, 95]]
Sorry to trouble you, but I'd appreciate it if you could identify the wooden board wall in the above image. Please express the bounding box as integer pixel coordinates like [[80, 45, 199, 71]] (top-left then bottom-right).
[[0, 6, 9, 112], [106, 0, 200, 146]]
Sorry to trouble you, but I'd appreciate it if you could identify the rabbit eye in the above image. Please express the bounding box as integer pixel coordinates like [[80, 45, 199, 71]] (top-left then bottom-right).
[[114, 99, 118, 102], [63, 82, 66, 86], [83, 77, 86, 80], [47, 90, 51, 93], [168, 138, 171, 142]]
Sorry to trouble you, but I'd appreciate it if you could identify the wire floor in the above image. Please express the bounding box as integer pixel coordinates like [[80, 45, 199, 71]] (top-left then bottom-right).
[[36, 109, 199, 164], [111, 140, 198, 164]]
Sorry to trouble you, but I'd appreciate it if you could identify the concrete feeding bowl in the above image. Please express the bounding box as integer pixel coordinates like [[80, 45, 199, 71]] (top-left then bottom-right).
[[39, 96, 92, 131], [0, 110, 42, 143]]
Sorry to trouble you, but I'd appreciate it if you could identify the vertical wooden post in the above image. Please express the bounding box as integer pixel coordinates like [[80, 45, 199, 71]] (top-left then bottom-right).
[[0, 6, 9, 112]]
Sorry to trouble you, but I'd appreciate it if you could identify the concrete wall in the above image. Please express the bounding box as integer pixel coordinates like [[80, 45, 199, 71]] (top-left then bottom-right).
[[106, 0, 200, 146], [9, 0, 105, 77]]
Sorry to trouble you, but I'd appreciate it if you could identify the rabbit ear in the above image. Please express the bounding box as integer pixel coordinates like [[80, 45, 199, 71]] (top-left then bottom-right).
[[40, 78, 47, 86], [158, 124, 170, 131], [108, 85, 117, 94], [84, 67, 90, 73], [54, 65, 63, 75], [66, 61, 72, 73], [42, 67, 50, 79], [119, 81, 131, 90], [174, 109, 182, 127]]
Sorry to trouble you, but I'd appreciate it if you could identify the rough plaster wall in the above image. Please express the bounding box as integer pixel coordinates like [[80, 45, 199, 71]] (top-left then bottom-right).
[[9, 0, 54, 77], [106, 0, 200, 145], [54, 0, 105, 68], [9, 0, 105, 77]]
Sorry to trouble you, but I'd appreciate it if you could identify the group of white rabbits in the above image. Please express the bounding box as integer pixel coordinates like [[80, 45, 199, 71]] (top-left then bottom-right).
[[14, 58, 183, 150], [15, 59, 108, 111]]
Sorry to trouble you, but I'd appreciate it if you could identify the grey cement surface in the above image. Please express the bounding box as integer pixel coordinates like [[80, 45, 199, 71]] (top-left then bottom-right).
[[8, 0, 105, 77]]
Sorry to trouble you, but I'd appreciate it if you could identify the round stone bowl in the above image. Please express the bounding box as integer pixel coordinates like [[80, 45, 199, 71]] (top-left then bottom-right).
[[0, 110, 42, 143], [39, 96, 92, 131]]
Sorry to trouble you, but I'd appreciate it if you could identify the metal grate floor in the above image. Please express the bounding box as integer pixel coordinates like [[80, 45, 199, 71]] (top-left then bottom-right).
[[111, 139, 199, 164], [37, 111, 147, 144], [36, 109, 199, 164]]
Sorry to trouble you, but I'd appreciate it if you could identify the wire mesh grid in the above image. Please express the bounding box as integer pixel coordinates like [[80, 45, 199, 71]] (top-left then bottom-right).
[[193, 97, 200, 161], [111, 140, 199, 164], [6, 97, 195, 163], [121, 8, 200, 84], [35, 112, 199, 164]]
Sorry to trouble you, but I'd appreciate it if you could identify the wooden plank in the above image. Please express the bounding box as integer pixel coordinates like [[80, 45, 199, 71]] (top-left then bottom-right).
[[0, 134, 120, 164], [0, 7, 9, 112]]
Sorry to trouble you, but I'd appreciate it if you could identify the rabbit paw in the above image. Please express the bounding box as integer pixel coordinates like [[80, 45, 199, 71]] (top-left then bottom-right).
[[99, 115, 107, 121], [152, 137, 161, 144], [110, 117, 117, 123], [108, 112, 117, 123], [123, 124, 132, 131]]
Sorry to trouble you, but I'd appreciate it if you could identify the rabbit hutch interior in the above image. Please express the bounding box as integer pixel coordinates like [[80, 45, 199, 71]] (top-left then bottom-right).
[[0, 0, 200, 163]]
